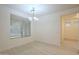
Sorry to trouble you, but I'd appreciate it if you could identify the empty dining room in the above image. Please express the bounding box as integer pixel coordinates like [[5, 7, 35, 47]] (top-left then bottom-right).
[[0, 4, 79, 55]]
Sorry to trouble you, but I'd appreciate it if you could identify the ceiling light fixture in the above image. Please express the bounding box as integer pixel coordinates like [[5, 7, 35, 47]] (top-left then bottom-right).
[[65, 23, 71, 27], [28, 7, 39, 21], [76, 13, 79, 18], [65, 21, 71, 27]]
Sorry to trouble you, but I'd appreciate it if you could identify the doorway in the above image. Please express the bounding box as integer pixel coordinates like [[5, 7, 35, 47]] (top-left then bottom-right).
[[61, 13, 79, 50]]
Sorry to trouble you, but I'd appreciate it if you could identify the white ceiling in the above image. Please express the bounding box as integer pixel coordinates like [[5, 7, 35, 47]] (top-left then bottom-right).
[[3, 4, 79, 17]]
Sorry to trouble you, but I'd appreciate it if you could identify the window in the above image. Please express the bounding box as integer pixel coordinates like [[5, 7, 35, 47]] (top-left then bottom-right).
[[10, 14, 31, 39]]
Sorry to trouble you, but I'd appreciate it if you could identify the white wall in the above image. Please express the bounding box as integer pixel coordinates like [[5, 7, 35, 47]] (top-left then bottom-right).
[[0, 6, 34, 52], [34, 7, 79, 47]]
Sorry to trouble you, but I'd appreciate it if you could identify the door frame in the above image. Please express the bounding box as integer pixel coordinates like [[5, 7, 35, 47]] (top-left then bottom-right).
[[60, 13, 77, 48]]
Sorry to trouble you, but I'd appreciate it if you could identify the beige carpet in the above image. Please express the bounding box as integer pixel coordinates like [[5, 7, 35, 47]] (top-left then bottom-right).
[[0, 41, 78, 55]]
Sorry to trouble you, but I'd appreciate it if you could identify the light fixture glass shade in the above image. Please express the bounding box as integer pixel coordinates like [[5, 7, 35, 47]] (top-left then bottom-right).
[[65, 23, 71, 27], [28, 17, 39, 21], [34, 17, 39, 21], [76, 13, 79, 18]]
